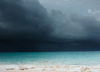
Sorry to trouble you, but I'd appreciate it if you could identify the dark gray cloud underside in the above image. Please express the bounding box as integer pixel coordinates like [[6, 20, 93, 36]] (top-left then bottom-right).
[[0, 0, 53, 40], [0, 0, 100, 52]]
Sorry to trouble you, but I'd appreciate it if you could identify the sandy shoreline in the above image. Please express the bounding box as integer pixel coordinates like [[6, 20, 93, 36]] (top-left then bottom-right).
[[0, 65, 100, 72], [0, 71, 77, 72]]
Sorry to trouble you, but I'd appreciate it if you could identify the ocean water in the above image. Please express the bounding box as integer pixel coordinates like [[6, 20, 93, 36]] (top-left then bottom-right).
[[0, 52, 100, 65]]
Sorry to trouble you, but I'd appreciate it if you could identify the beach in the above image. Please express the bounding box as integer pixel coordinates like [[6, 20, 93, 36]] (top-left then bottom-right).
[[0, 52, 100, 72], [0, 65, 100, 72]]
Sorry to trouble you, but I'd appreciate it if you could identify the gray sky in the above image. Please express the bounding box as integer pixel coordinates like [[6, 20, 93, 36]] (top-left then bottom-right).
[[0, 0, 100, 51], [39, 0, 100, 21]]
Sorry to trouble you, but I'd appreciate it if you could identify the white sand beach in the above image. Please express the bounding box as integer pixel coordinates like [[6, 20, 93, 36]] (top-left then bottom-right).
[[0, 65, 100, 72]]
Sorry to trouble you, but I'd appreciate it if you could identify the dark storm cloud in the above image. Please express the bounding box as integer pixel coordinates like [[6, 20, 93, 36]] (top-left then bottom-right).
[[0, 0, 53, 41], [0, 0, 100, 52]]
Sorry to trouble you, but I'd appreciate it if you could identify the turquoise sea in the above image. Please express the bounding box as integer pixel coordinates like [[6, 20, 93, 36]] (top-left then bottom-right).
[[0, 52, 100, 65]]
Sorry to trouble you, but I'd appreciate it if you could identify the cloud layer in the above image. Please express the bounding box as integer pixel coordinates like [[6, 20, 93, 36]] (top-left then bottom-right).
[[0, 0, 100, 51], [0, 0, 53, 41], [50, 10, 100, 41]]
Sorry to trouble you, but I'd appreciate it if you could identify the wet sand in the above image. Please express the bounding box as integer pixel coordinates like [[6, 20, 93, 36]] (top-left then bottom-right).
[[0, 65, 100, 72]]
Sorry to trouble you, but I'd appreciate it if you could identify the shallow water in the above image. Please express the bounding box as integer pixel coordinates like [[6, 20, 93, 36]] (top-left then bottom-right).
[[0, 52, 100, 65]]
